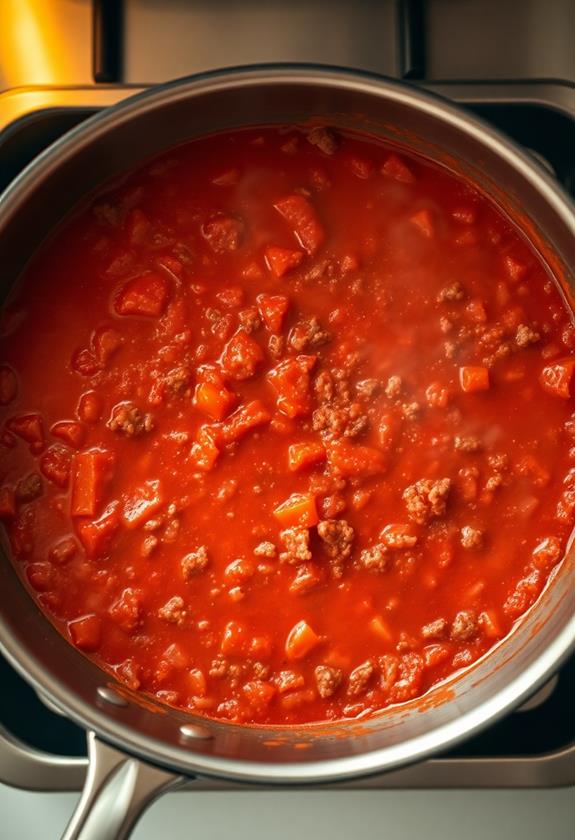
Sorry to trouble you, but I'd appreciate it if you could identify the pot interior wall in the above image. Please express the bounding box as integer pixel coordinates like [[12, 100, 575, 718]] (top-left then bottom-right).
[[1, 68, 575, 782]]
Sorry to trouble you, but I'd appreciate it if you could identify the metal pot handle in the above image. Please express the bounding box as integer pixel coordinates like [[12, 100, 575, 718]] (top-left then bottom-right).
[[62, 731, 185, 840]]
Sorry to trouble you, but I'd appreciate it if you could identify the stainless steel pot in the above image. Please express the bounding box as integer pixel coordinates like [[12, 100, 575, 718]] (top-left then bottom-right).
[[2, 65, 575, 840]]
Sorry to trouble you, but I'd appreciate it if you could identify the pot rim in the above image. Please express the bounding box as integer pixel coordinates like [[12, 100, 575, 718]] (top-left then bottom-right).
[[2, 63, 575, 784]]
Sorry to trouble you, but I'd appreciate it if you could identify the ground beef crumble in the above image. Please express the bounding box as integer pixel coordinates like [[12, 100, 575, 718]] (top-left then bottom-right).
[[515, 323, 540, 348], [162, 365, 192, 396], [460, 526, 483, 549], [421, 618, 448, 639], [385, 375, 402, 398], [312, 368, 368, 441], [289, 317, 330, 351], [403, 477, 451, 524], [317, 519, 354, 577], [315, 665, 342, 698], [158, 596, 187, 626], [279, 527, 311, 564], [451, 610, 478, 641], [107, 402, 154, 436], [437, 281, 466, 302], [181, 545, 210, 579], [254, 541, 277, 558], [16, 472, 43, 502], [454, 435, 482, 453], [347, 660, 374, 696], [359, 543, 388, 572]]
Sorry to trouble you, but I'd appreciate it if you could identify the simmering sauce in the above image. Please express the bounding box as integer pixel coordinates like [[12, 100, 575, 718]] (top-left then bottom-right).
[[1, 125, 575, 724]]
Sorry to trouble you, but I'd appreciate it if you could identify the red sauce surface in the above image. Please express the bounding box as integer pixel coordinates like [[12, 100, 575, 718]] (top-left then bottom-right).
[[2, 125, 575, 725]]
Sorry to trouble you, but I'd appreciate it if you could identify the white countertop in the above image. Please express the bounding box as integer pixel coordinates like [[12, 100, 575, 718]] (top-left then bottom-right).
[[2, 785, 574, 839]]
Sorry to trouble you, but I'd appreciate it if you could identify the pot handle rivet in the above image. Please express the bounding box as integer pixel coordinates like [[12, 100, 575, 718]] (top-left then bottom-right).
[[97, 686, 128, 707], [179, 723, 213, 740]]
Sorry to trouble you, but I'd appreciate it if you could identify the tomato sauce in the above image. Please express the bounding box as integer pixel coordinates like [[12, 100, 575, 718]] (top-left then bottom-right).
[[1, 125, 575, 725]]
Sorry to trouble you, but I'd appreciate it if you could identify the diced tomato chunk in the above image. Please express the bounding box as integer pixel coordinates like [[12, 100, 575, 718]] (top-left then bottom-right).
[[77, 391, 102, 423], [220, 330, 264, 381], [93, 326, 123, 363], [257, 293, 289, 333], [327, 440, 386, 478], [220, 620, 248, 656], [6, 413, 44, 445], [273, 493, 318, 528], [409, 208, 434, 238], [0, 365, 17, 405], [218, 400, 271, 445], [347, 155, 373, 179], [51, 420, 86, 449], [243, 680, 277, 708], [188, 668, 207, 696], [288, 441, 326, 472], [122, 479, 163, 529], [194, 381, 237, 420], [125, 208, 151, 245], [381, 153, 415, 183], [540, 357, 575, 399], [71, 448, 115, 516], [114, 273, 170, 317], [68, 614, 102, 652], [190, 426, 220, 472], [264, 246, 304, 278], [459, 366, 490, 393], [285, 620, 320, 660], [274, 194, 325, 255], [76, 502, 120, 558], [267, 355, 317, 418], [40, 445, 72, 489], [0, 486, 16, 519]]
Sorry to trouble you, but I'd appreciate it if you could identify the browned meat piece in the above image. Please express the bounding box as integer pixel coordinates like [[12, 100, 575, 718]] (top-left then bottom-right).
[[238, 306, 261, 333], [454, 435, 482, 453], [355, 378, 380, 398], [254, 541, 277, 558], [421, 618, 448, 640], [347, 660, 374, 696], [201, 215, 244, 253], [403, 477, 451, 524], [289, 317, 330, 352], [315, 664, 342, 699], [163, 365, 192, 396], [141, 535, 159, 557], [460, 526, 483, 549], [107, 402, 153, 436], [515, 323, 540, 347], [16, 472, 43, 503], [385, 375, 402, 398], [437, 282, 465, 302], [307, 126, 338, 155], [359, 543, 388, 572], [451, 610, 478, 641], [317, 519, 354, 562], [181, 545, 210, 579], [158, 596, 187, 626], [268, 334, 285, 359], [209, 658, 228, 678], [312, 403, 368, 440], [279, 527, 311, 564]]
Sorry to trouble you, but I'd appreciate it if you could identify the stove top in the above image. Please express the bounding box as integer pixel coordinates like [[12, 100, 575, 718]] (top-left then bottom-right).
[[2, 0, 575, 794]]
